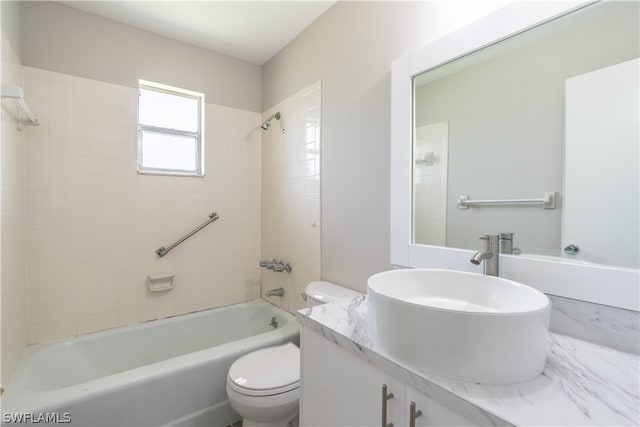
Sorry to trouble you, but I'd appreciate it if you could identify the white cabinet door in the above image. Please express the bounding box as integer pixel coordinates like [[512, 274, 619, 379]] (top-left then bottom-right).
[[405, 385, 476, 427], [301, 327, 405, 427]]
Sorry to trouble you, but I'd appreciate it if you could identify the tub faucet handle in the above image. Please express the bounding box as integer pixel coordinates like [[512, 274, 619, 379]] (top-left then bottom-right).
[[564, 244, 580, 255], [259, 259, 277, 270]]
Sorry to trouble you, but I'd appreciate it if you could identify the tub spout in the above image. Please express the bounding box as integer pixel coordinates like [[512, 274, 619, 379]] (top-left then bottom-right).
[[265, 287, 284, 297]]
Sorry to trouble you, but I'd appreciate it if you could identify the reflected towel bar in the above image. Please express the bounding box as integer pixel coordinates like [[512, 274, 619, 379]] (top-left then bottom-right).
[[457, 192, 556, 209], [156, 212, 219, 257]]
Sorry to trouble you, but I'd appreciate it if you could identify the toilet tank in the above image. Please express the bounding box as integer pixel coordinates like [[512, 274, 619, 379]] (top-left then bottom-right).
[[304, 281, 362, 307]]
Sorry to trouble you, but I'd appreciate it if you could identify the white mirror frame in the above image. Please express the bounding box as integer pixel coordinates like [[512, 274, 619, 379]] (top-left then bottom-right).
[[390, 0, 639, 311]]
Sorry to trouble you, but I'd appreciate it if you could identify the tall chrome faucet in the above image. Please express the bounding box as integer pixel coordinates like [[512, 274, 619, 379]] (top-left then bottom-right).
[[498, 232, 514, 254], [498, 232, 521, 255], [470, 234, 499, 276]]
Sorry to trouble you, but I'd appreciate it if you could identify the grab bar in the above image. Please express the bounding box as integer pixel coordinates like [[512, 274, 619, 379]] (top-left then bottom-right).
[[457, 192, 556, 209], [156, 212, 219, 257]]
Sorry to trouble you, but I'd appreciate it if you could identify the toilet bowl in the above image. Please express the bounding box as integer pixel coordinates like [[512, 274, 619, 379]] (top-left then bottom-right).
[[226, 281, 362, 427], [226, 343, 300, 427]]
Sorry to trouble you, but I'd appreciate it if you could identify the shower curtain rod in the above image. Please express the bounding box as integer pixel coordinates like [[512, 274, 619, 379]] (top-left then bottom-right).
[[1, 82, 40, 126]]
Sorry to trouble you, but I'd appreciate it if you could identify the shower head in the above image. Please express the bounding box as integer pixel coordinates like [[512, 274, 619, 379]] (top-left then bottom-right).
[[261, 112, 281, 131]]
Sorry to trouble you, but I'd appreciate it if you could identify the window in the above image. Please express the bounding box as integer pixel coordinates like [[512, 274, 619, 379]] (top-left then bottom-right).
[[137, 80, 204, 176]]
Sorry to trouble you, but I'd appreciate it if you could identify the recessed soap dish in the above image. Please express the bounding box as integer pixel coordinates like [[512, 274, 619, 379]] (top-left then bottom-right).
[[147, 272, 175, 292]]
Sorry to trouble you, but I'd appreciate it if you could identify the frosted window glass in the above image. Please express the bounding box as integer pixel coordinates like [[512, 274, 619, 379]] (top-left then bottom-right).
[[141, 131, 197, 172], [139, 88, 198, 132]]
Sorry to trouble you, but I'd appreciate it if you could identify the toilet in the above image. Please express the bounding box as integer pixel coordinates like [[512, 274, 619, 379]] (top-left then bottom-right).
[[303, 280, 362, 307], [226, 281, 361, 427]]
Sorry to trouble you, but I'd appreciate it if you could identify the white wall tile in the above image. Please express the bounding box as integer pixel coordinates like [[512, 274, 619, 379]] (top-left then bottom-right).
[[28, 322, 53, 345], [261, 82, 322, 313], [52, 318, 77, 340], [22, 68, 262, 342]]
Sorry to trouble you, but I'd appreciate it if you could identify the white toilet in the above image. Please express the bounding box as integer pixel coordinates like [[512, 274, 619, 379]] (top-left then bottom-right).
[[303, 280, 362, 307], [226, 281, 361, 427]]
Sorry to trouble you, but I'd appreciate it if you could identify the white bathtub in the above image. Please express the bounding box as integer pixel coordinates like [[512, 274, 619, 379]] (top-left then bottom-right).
[[2, 300, 299, 426]]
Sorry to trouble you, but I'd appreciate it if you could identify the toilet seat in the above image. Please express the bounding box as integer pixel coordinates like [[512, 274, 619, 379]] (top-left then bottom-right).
[[228, 343, 300, 397]]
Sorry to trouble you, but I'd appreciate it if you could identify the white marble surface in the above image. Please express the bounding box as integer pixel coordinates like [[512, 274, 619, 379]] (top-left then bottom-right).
[[297, 296, 640, 426], [549, 294, 639, 354]]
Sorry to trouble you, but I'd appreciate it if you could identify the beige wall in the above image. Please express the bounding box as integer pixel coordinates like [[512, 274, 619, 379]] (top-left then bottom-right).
[[22, 67, 262, 344], [1, 0, 21, 59], [262, 1, 505, 291], [1, 29, 28, 382], [19, 1, 261, 113]]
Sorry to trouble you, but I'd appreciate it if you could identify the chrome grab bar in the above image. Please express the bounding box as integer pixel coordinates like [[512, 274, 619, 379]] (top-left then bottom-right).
[[457, 192, 556, 209], [156, 212, 219, 257]]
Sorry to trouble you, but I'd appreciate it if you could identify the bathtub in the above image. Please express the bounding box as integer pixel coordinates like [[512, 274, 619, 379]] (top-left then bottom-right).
[[2, 300, 299, 426]]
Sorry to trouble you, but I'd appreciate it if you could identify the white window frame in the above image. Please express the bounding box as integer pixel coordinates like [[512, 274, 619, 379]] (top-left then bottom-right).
[[137, 80, 205, 176]]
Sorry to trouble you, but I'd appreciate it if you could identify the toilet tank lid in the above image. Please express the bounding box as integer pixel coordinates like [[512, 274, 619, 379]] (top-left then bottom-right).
[[305, 281, 362, 303]]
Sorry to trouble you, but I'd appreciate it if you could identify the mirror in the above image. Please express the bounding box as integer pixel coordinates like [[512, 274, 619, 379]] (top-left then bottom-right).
[[411, 1, 639, 269]]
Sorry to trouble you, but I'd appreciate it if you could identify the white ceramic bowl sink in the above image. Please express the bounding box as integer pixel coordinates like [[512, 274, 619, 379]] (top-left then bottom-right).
[[367, 269, 550, 384]]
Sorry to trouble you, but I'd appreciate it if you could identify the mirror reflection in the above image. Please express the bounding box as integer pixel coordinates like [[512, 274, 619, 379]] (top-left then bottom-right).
[[412, 1, 639, 269]]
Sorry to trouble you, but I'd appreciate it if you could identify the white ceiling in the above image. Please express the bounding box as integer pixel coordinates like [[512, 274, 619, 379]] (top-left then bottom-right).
[[58, 1, 335, 65]]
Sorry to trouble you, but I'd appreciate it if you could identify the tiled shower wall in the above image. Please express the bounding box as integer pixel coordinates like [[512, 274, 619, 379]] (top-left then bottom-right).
[[1, 37, 28, 383], [22, 67, 262, 344], [261, 81, 321, 313]]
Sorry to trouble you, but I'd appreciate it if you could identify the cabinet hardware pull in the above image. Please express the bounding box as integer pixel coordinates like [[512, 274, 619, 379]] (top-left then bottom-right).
[[409, 401, 423, 427], [381, 384, 394, 427]]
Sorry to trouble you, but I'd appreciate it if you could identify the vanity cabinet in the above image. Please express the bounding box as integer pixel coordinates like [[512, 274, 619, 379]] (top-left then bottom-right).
[[300, 326, 404, 426], [300, 327, 475, 427]]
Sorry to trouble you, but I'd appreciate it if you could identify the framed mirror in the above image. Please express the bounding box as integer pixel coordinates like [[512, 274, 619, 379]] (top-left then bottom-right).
[[390, 1, 639, 310], [412, 0, 638, 268]]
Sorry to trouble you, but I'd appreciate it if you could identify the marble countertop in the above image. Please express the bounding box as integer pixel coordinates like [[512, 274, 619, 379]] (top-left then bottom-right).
[[296, 296, 640, 426]]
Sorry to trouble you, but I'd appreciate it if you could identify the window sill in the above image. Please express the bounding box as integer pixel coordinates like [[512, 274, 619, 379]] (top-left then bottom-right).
[[137, 170, 205, 178]]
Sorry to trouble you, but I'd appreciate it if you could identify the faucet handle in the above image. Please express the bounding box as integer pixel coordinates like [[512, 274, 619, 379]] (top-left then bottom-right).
[[480, 234, 499, 240], [479, 234, 500, 251]]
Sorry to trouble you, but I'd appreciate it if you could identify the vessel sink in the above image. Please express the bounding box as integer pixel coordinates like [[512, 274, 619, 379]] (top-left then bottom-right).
[[367, 269, 550, 384]]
